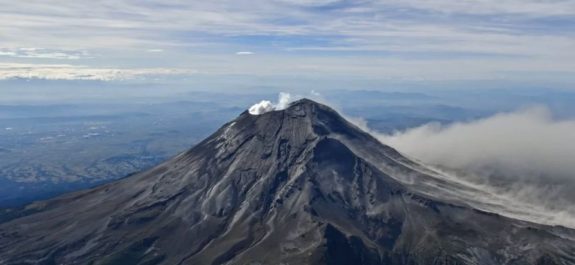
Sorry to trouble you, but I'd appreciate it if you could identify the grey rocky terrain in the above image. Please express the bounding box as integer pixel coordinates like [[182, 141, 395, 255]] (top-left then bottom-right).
[[0, 99, 574, 265]]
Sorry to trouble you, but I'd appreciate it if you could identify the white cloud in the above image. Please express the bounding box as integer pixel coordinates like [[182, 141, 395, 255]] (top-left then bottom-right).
[[0, 0, 574, 83], [0, 63, 198, 81], [371, 106, 575, 227], [378, 0, 575, 16], [0, 48, 90, 60], [146, 49, 164, 53], [236, 51, 254, 55], [275, 0, 342, 7], [379, 106, 575, 180], [331, 105, 575, 228]]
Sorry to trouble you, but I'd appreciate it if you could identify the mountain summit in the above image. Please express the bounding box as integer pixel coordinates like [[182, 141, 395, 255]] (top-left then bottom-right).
[[0, 99, 574, 265]]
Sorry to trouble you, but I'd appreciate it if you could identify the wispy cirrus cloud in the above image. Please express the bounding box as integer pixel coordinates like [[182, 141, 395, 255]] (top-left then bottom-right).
[[0, 63, 198, 81], [0, 0, 573, 83], [235, 51, 254, 55], [0, 48, 90, 60], [376, 0, 575, 16]]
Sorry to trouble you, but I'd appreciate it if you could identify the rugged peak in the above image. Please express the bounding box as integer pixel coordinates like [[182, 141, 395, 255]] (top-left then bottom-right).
[[243, 98, 335, 118], [285, 98, 331, 111], [282, 98, 343, 121], [234, 98, 365, 142], [2, 98, 574, 265]]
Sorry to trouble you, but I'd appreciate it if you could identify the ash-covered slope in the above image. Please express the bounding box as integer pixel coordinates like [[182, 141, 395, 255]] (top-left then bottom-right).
[[1, 99, 574, 265]]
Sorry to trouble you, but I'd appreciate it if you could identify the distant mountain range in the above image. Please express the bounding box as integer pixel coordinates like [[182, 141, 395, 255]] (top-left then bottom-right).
[[0, 99, 573, 265]]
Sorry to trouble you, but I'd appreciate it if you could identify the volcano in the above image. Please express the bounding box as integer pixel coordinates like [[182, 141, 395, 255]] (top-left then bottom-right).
[[0, 99, 574, 265]]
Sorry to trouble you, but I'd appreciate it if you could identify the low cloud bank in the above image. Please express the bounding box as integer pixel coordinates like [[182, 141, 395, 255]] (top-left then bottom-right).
[[248, 92, 293, 115], [378, 106, 575, 181], [374, 106, 575, 227]]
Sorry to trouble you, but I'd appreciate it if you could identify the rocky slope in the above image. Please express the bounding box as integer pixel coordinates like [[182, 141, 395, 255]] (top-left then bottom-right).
[[0, 99, 574, 265]]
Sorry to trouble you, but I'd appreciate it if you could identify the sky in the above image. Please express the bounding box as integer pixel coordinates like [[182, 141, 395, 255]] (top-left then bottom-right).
[[0, 0, 574, 87]]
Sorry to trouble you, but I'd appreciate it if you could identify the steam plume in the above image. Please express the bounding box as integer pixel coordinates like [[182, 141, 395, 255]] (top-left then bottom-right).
[[248, 92, 293, 115], [371, 106, 575, 228], [378, 106, 575, 181]]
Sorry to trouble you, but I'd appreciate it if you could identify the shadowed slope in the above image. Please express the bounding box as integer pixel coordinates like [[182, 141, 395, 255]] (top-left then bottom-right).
[[0, 99, 574, 265]]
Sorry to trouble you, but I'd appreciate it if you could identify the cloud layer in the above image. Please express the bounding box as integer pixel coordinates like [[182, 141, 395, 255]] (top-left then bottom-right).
[[351, 106, 573, 228], [379, 107, 575, 181], [0, 0, 574, 83], [0, 48, 90, 60], [0, 63, 197, 81]]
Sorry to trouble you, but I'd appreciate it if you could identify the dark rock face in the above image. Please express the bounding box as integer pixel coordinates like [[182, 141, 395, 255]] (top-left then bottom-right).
[[0, 99, 574, 265]]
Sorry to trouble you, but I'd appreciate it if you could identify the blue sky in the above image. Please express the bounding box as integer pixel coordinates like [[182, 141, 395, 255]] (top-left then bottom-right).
[[0, 0, 574, 87]]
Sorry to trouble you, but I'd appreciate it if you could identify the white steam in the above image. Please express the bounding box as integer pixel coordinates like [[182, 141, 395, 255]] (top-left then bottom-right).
[[276, 92, 292, 110], [248, 100, 275, 115], [373, 106, 575, 228], [378, 106, 575, 181], [248, 92, 293, 115]]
